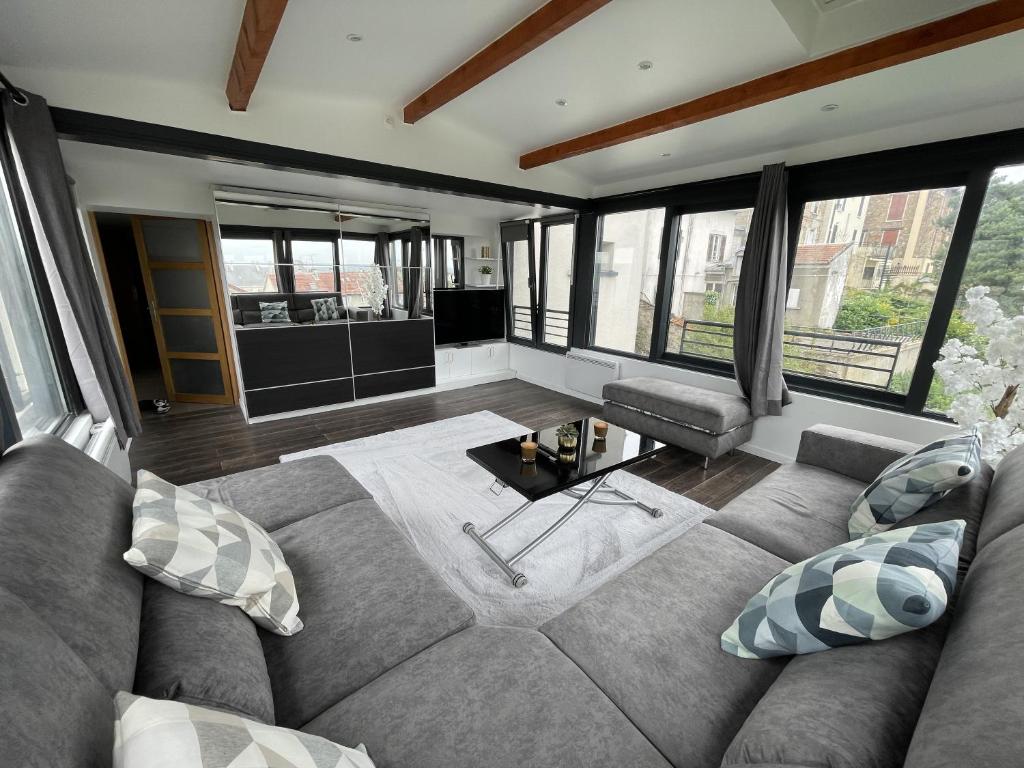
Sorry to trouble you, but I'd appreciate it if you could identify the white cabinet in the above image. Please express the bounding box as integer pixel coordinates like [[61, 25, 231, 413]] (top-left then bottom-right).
[[435, 343, 509, 381]]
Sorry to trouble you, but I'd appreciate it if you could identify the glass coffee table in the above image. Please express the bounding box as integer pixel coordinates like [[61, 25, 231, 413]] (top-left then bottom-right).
[[463, 416, 666, 587]]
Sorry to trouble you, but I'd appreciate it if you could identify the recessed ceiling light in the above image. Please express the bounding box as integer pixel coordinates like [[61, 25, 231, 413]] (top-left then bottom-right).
[[346, 33, 363, 42], [638, 60, 654, 71], [821, 103, 840, 112], [555, 98, 568, 107], [660, 152, 672, 157]]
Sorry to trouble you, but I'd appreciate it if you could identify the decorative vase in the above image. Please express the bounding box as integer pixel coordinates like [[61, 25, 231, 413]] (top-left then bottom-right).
[[592, 438, 607, 454], [520, 440, 538, 463], [593, 420, 609, 440]]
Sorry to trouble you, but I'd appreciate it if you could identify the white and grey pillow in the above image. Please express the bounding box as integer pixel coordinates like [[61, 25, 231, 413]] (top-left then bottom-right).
[[125, 470, 302, 636], [113, 692, 374, 768], [721, 520, 964, 659], [848, 430, 982, 539], [258, 300, 290, 323], [311, 296, 341, 322]]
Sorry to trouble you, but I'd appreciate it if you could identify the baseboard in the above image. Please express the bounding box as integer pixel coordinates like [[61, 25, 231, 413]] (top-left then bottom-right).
[[247, 370, 516, 424], [736, 443, 793, 464]]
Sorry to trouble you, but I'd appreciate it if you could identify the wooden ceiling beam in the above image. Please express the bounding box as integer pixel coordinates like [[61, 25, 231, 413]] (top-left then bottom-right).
[[226, 0, 289, 111], [519, 0, 1024, 169], [403, 0, 613, 124]]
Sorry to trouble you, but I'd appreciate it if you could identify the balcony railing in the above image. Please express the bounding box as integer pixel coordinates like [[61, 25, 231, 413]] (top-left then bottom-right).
[[512, 304, 569, 346], [678, 319, 906, 389]]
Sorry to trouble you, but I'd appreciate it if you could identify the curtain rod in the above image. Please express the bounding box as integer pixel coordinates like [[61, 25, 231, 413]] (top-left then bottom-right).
[[0, 68, 29, 106]]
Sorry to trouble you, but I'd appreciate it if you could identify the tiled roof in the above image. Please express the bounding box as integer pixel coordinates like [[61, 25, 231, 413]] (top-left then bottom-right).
[[794, 242, 853, 265]]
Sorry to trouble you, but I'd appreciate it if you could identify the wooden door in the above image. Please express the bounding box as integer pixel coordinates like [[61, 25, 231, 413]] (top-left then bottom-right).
[[132, 216, 235, 405]]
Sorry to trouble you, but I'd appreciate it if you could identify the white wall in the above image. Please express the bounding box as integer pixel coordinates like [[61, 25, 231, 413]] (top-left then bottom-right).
[[510, 344, 954, 463]]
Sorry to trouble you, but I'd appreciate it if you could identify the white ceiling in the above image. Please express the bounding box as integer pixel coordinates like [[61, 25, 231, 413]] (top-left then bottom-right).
[[1, 0, 1020, 195]]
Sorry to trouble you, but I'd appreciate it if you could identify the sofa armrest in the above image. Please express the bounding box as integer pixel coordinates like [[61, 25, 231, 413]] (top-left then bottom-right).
[[796, 424, 919, 484]]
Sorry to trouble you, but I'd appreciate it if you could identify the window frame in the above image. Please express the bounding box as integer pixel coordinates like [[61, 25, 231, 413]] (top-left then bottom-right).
[[500, 213, 577, 353], [219, 225, 342, 295], [0, 137, 82, 438]]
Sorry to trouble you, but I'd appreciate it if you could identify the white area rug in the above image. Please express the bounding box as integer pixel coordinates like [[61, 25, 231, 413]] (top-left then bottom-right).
[[281, 411, 713, 627]]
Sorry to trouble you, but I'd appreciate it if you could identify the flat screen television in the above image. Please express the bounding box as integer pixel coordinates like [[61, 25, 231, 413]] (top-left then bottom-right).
[[433, 288, 506, 345]]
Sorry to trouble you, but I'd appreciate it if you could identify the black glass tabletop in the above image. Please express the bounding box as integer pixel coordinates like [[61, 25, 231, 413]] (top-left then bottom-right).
[[466, 416, 665, 502]]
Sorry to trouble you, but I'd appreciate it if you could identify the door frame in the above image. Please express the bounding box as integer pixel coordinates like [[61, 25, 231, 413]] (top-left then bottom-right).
[[130, 214, 238, 405]]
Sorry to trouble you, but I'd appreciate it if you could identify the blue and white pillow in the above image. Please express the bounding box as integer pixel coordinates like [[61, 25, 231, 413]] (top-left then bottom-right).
[[311, 296, 341, 322], [721, 520, 964, 659], [848, 430, 982, 539], [258, 300, 290, 323]]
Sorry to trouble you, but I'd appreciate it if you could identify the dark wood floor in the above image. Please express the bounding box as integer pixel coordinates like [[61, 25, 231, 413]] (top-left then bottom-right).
[[130, 379, 778, 510]]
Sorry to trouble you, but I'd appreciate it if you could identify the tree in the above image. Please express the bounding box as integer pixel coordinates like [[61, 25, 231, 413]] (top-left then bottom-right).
[[960, 173, 1024, 315]]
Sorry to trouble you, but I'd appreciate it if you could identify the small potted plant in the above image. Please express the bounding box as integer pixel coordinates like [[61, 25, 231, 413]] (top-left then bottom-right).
[[556, 424, 579, 464], [478, 264, 494, 286]]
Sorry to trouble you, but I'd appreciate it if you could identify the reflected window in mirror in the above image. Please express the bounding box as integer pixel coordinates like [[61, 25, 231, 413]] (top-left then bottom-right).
[[289, 236, 337, 293], [220, 235, 279, 293]]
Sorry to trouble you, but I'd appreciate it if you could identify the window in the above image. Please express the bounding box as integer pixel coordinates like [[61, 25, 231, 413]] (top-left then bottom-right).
[[664, 207, 752, 362], [289, 238, 336, 293], [591, 208, 665, 356], [790, 187, 964, 393], [338, 235, 376, 307], [541, 220, 574, 347], [924, 163, 1024, 412], [886, 192, 909, 221], [706, 233, 726, 262], [221, 236, 278, 293], [432, 235, 464, 289], [389, 238, 406, 308], [0, 162, 71, 436]]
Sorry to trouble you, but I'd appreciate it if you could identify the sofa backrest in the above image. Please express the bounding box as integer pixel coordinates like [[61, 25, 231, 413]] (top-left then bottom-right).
[[0, 435, 142, 765], [230, 292, 349, 325]]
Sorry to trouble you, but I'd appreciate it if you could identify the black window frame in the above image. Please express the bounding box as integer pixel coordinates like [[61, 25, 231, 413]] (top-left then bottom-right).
[[574, 128, 1024, 418], [219, 224, 341, 294], [0, 134, 83, 436], [500, 213, 577, 353], [431, 234, 466, 290]]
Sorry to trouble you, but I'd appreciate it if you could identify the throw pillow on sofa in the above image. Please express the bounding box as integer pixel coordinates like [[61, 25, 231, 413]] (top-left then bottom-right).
[[311, 296, 341, 322], [258, 300, 290, 323], [848, 430, 982, 539], [721, 520, 964, 659], [124, 470, 302, 636], [113, 692, 374, 768]]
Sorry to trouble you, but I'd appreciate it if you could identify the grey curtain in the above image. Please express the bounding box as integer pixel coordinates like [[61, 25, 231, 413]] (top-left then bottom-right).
[[733, 162, 791, 417], [372, 232, 393, 319], [451, 237, 463, 288], [406, 227, 424, 319], [432, 235, 447, 288], [2, 90, 141, 443]]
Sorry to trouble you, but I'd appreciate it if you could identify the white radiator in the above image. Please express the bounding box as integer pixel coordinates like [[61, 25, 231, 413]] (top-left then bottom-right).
[[565, 352, 619, 399]]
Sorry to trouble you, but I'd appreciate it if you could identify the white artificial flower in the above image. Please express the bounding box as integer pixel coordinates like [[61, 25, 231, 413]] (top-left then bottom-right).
[[934, 286, 1024, 465]]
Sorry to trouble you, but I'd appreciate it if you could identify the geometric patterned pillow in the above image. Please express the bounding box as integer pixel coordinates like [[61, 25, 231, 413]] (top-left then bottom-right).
[[311, 296, 341, 322], [721, 520, 964, 659], [124, 470, 303, 636], [113, 692, 374, 768], [259, 300, 290, 323], [848, 430, 982, 539]]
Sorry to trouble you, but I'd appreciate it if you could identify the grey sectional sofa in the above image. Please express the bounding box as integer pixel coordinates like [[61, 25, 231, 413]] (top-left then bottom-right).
[[2, 425, 1021, 767]]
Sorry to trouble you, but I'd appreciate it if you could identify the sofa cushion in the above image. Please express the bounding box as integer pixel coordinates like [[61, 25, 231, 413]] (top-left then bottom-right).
[[602, 377, 752, 434], [0, 587, 115, 767], [303, 626, 671, 768], [903, 524, 1024, 768], [262, 499, 475, 728], [114, 693, 373, 768], [259, 299, 290, 323], [0, 435, 142, 693], [722, 618, 948, 768], [134, 579, 276, 723], [721, 521, 964, 659], [707, 462, 864, 562], [848, 431, 982, 539], [976, 442, 1024, 551], [126, 470, 302, 636], [540, 524, 789, 768], [795, 424, 920, 484], [185, 456, 372, 533]]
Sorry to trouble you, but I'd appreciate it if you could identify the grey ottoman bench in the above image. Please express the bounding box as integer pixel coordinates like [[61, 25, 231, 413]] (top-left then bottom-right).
[[602, 377, 754, 467]]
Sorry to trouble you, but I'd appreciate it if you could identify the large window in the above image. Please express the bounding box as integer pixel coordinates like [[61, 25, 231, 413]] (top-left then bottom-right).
[[339, 234, 377, 307], [590, 208, 665, 356], [789, 187, 963, 393], [501, 216, 575, 349], [289, 237, 336, 293], [0, 161, 71, 436], [665, 208, 753, 363], [925, 163, 1024, 411], [220, 236, 278, 293]]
